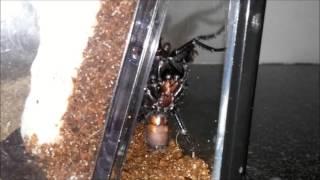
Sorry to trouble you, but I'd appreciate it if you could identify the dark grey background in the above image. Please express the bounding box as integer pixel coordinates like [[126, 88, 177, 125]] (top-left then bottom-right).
[[180, 64, 319, 179]]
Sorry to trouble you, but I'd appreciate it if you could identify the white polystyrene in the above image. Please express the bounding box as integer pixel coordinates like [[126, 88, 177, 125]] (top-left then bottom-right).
[[21, 1, 101, 144]]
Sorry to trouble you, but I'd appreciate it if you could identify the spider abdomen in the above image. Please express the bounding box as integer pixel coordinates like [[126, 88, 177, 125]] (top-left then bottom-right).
[[145, 114, 169, 149]]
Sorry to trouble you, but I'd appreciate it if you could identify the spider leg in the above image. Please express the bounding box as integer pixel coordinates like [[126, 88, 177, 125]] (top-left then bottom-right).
[[196, 25, 225, 40], [171, 41, 195, 57], [173, 84, 184, 101], [172, 108, 188, 135], [180, 63, 189, 82], [173, 64, 189, 99], [171, 108, 198, 153], [171, 25, 226, 57], [157, 59, 165, 81], [139, 85, 158, 122], [168, 57, 185, 74], [145, 87, 157, 104], [193, 39, 226, 52], [159, 37, 163, 49]]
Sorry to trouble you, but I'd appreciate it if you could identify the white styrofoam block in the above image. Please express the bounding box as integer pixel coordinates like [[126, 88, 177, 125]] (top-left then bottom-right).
[[21, 1, 100, 144]]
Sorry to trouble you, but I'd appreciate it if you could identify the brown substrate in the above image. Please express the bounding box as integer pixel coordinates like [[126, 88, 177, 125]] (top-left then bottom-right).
[[122, 124, 211, 180], [25, 0, 137, 179]]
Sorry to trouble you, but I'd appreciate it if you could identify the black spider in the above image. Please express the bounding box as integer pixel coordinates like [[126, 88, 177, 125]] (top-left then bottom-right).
[[139, 26, 226, 153]]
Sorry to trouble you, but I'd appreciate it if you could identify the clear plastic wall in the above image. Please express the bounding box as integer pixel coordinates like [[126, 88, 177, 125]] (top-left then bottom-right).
[[1, 0, 265, 179]]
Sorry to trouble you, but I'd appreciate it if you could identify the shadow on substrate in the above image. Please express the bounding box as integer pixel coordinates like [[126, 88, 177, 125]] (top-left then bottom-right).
[[0, 129, 46, 180]]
